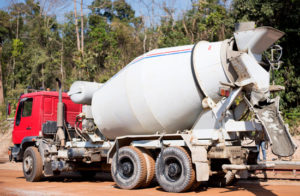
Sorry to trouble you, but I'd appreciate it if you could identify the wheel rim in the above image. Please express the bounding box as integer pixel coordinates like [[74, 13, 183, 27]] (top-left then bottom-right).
[[24, 155, 33, 174], [164, 157, 182, 182], [119, 157, 134, 179]]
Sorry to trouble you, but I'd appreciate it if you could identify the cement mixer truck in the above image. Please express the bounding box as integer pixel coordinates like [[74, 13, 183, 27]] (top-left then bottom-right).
[[8, 22, 297, 192]]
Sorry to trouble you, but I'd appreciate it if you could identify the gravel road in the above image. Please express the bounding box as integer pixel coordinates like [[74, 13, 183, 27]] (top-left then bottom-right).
[[1, 162, 300, 196]]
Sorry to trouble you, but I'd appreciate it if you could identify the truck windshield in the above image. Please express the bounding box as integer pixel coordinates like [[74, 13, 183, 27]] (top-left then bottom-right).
[[15, 98, 33, 126]]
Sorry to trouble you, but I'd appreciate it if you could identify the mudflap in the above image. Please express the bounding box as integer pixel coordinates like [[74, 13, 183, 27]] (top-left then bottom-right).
[[253, 96, 297, 157]]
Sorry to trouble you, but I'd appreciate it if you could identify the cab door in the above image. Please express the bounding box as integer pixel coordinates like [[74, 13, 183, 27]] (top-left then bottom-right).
[[12, 97, 34, 144]]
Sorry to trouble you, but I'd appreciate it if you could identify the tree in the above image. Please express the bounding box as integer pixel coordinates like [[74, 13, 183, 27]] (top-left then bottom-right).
[[0, 47, 4, 105], [74, 0, 81, 52], [113, 0, 135, 22], [0, 10, 11, 105], [89, 0, 113, 22], [158, 0, 233, 47], [80, 0, 84, 56]]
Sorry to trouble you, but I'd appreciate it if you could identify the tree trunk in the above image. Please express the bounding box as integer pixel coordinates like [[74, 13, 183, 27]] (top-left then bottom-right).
[[12, 57, 15, 89], [0, 46, 4, 105], [12, 12, 20, 89], [74, 0, 81, 52], [16, 12, 19, 39], [143, 32, 147, 53], [80, 0, 84, 57], [41, 64, 45, 90]]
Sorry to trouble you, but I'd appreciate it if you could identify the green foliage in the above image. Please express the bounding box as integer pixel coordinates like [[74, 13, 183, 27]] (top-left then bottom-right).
[[113, 0, 135, 22], [0, 105, 10, 134], [158, 0, 234, 47], [12, 39, 23, 57], [0, 10, 10, 44], [158, 19, 191, 47]]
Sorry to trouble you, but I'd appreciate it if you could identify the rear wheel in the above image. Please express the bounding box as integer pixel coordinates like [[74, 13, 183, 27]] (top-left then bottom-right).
[[139, 148, 155, 188], [155, 147, 195, 193], [111, 146, 147, 189], [23, 147, 43, 182]]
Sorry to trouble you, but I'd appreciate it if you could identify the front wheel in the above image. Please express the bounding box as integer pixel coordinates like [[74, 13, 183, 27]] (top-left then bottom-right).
[[155, 147, 195, 192], [23, 147, 43, 182]]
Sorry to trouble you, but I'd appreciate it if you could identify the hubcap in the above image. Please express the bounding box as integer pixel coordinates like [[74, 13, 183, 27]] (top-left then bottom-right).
[[24, 156, 33, 173], [164, 158, 182, 182], [119, 157, 134, 179], [122, 162, 133, 176], [168, 163, 181, 177]]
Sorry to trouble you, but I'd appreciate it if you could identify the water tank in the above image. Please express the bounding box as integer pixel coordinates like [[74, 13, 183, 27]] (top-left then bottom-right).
[[91, 41, 231, 139], [68, 81, 102, 105]]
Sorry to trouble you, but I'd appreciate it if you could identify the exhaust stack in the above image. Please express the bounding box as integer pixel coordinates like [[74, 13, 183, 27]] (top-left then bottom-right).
[[56, 78, 65, 148]]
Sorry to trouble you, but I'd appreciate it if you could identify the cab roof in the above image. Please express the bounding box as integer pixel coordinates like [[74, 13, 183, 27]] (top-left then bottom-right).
[[20, 91, 70, 98]]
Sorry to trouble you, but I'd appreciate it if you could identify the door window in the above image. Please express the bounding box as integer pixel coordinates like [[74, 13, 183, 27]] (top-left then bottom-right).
[[16, 98, 33, 126], [22, 99, 33, 117]]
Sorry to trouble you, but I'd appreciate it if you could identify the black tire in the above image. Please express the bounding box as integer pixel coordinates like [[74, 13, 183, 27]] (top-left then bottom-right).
[[139, 148, 155, 188], [111, 146, 147, 189], [23, 147, 43, 182], [155, 147, 195, 193]]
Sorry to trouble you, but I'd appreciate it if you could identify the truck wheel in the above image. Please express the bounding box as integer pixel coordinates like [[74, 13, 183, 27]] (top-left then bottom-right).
[[23, 147, 43, 182], [155, 147, 195, 192], [111, 146, 147, 189], [139, 148, 155, 188]]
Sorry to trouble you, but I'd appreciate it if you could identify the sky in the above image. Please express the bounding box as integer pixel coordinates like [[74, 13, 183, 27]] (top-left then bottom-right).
[[0, 0, 194, 25]]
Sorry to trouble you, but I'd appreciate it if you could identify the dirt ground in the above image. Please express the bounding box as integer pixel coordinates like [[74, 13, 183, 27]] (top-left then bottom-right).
[[0, 162, 300, 196], [0, 123, 13, 163]]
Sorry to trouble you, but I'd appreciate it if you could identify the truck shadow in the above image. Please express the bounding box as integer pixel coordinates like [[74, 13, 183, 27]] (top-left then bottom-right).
[[53, 172, 112, 183], [17, 172, 113, 183], [218, 183, 277, 196], [205, 180, 277, 196], [155, 181, 278, 195]]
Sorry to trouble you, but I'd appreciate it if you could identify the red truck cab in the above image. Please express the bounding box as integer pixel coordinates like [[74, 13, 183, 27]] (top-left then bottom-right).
[[10, 91, 81, 161]]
